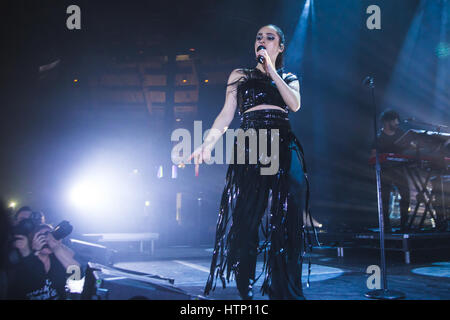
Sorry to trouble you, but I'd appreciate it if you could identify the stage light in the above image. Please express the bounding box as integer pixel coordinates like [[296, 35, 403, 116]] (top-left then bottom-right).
[[176, 192, 182, 224], [286, 0, 312, 68], [176, 55, 190, 61], [157, 165, 163, 178], [69, 180, 108, 209], [182, 79, 187, 83], [172, 165, 177, 179], [67, 168, 120, 214], [204, 79, 209, 83], [145, 201, 150, 207], [8, 201, 16, 209], [383, 0, 449, 118], [73, 79, 78, 83]]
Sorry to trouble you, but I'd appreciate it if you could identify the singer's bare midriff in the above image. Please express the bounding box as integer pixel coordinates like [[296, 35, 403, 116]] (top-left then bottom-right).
[[243, 104, 288, 114]]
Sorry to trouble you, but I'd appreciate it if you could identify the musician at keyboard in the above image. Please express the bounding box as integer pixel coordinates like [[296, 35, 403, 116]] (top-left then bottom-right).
[[370, 110, 410, 232]]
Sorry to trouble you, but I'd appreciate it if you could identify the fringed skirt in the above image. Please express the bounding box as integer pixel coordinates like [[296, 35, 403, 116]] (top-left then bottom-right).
[[204, 109, 314, 300]]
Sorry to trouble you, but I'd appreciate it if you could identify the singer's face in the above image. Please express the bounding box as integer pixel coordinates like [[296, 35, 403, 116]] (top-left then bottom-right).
[[255, 26, 283, 64]]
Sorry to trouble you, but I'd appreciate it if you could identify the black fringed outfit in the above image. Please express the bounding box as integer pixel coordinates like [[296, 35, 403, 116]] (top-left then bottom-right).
[[204, 68, 315, 300]]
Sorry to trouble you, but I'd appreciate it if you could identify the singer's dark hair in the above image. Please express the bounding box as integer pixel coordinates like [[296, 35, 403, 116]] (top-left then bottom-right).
[[264, 24, 285, 70], [380, 109, 400, 123]]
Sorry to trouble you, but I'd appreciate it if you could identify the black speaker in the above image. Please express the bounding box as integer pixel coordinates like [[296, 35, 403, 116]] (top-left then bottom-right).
[[81, 262, 203, 300]]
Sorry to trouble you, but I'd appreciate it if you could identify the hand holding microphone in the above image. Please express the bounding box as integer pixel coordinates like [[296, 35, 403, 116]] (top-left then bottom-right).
[[256, 45, 277, 76], [256, 45, 266, 64]]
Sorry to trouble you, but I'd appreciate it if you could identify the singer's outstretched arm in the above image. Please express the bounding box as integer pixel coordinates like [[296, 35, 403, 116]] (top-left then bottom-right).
[[187, 69, 241, 167], [202, 69, 241, 150]]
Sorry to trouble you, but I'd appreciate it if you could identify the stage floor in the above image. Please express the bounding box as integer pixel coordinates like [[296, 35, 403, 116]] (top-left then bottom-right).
[[112, 245, 450, 300]]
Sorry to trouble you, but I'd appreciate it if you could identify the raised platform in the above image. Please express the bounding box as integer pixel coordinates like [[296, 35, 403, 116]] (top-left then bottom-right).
[[317, 230, 450, 264], [82, 233, 159, 255]]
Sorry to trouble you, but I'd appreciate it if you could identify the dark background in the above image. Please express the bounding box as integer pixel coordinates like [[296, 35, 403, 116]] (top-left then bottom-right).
[[1, 0, 448, 243]]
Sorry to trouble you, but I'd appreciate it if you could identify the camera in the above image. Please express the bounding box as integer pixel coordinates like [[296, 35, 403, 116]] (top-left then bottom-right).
[[12, 211, 73, 240], [51, 220, 73, 240]]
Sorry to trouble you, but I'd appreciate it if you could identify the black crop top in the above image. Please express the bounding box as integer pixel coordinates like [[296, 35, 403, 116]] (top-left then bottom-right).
[[235, 68, 298, 116]]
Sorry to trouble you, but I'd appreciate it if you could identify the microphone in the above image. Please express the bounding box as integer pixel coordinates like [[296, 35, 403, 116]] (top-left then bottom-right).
[[256, 45, 266, 64]]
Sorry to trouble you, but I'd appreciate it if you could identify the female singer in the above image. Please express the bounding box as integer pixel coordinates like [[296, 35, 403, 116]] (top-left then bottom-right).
[[188, 24, 314, 300]]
